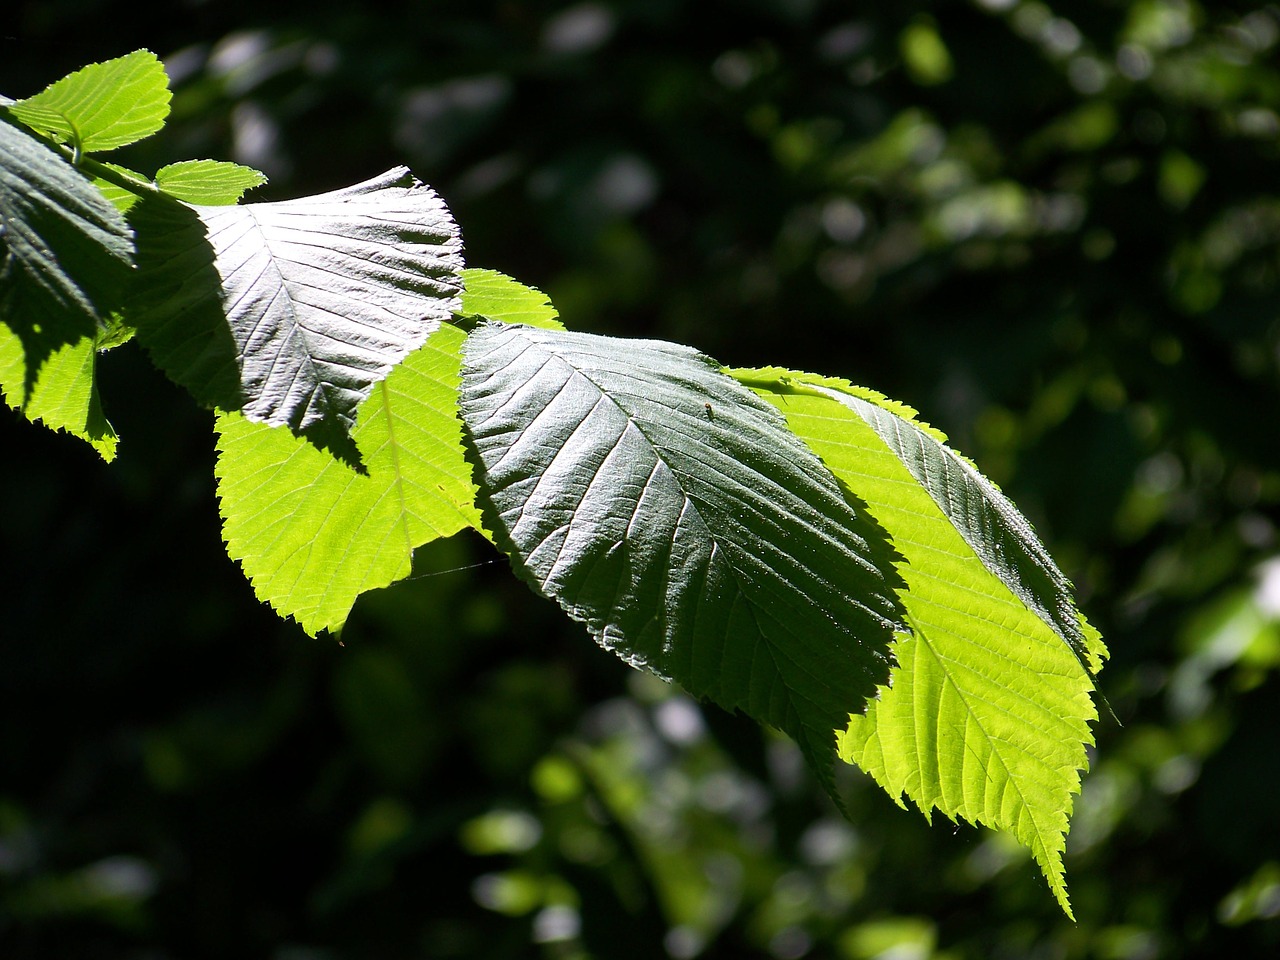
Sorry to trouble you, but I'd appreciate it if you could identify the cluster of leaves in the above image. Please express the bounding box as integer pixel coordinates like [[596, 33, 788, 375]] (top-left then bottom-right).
[[1, 50, 1107, 914]]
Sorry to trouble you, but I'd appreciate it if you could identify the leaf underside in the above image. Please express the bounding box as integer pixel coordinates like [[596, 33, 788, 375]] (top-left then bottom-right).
[[128, 166, 463, 449], [741, 369, 1105, 918], [458, 323, 908, 794], [214, 270, 562, 635]]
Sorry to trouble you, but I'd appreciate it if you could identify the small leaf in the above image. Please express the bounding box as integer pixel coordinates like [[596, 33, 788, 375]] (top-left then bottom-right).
[[739, 368, 1106, 918], [0, 120, 133, 398], [460, 268, 561, 329], [459, 324, 907, 793], [0, 322, 117, 460], [155, 160, 267, 205], [5, 49, 171, 153], [127, 166, 463, 447]]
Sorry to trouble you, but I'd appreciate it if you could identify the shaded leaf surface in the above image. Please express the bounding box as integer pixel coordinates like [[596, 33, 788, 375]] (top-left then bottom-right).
[[0, 322, 117, 460], [128, 166, 463, 446], [459, 324, 907, 788], [0, 120, 133, 396], [741, 368, 1105, 917]]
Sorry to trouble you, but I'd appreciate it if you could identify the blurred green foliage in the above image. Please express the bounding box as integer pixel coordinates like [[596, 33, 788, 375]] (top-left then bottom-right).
[[2, 0, 1279, 957]]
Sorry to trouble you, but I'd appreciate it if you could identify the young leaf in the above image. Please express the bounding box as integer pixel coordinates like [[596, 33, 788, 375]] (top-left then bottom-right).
[[0, 323, 117, 460], [738, 368, 1106, 918], [4, 49, 170, 153], [127, 167, 463, 447], [0, 120, 133, 397], [458, 267, 560, 327], [155, 160, 267, 205], [458, 324, 908, 792], [214, 270, 560, 635]]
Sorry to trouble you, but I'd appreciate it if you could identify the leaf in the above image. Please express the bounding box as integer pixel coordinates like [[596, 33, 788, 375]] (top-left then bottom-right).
[[155, 160, 267, 205], [0, 120, 133, 398], [4, 49, 170, 153], [459, 267, 561, 328], [127, 166, 463, 448], [91, 163, 147, 215], [458, 323, 907, 791], [738, 368, 1106, 918], [214, 271, 556, 635], [215, 324, 480, 636], [0, 322, 117, 460]]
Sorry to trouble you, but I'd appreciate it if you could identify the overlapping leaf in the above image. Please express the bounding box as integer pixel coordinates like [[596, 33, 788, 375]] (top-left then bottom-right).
[[0, 120, 133, 403], [214, 270, 560, 635], [5, 49, 170, 153], [739, 368, 1106, 917], [0, 323, 117, 460], [457, 267, 560, 327], [215, 325, 478, 635], [128, 166, 463, 447], [458, 324, 908, 789]]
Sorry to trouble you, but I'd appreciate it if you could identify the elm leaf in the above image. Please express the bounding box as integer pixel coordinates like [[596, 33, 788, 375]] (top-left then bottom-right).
[[459, 323, 908, 794]]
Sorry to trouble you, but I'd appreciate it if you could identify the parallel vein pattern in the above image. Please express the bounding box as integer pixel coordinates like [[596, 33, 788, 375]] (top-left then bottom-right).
[[213, 270, 563, 635], [215, 324, 480, 636], [130, 166, 462, 443], [459, 324, 907, 789], [0, 120, 133, 405], [741, 369, 1105, 918]]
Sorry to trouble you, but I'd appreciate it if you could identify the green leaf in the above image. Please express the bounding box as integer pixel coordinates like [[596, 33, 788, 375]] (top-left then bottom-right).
[[214, 271, 557, 635], [0, 322, 117, 460], [5, 49, 170, 153], [0, 120, 133, 398], [458, 324, 907, 792], [91, 163, 147, 214], [460, 268, 561, 328], [215, 324, 480, 636], [738, 368, 1106, 918], [127, 166, 463, 448], [155, 160, 267, 205]]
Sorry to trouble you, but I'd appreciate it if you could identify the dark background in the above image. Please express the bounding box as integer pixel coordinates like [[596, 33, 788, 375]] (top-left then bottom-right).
[[3, 1, 1280, 957]]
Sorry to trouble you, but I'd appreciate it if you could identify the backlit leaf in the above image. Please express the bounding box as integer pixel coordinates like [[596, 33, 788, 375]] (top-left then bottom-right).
[[155, 160, 267, 205], [0, 322, 117, 460], [5, 49, 170, 153], [215, 324, 479, 635], [739, 367, 1106, 917], [214, 271, 556, 635], [459, 267, 561, 328]]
